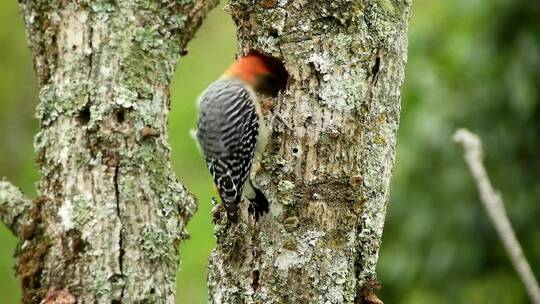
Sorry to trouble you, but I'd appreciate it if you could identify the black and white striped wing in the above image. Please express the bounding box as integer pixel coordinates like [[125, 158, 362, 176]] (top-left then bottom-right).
[[196, 79, 259, 216]]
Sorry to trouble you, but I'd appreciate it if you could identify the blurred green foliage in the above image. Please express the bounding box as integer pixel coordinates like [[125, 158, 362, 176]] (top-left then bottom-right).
[[0, 0, 538, 303]]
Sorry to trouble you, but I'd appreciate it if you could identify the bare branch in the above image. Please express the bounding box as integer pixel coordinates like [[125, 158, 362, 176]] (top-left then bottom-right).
[[454, 128, 540, 304], [0, 177, 32, 237], [179, 0, 221, 50]]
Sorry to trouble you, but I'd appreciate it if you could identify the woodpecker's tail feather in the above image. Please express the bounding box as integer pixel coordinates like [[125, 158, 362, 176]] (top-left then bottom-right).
[[222, 198, 239, 223]]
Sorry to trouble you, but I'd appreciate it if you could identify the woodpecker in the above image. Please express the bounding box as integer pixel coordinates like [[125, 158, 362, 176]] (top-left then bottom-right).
[[195, 54, 281, 221]]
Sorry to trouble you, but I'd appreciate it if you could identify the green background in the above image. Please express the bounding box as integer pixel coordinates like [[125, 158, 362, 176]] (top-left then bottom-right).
[[1, 1, 539, 303]]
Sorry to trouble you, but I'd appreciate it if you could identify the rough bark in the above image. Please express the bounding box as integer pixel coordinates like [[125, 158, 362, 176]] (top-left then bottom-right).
[[0, 0, 217, 303], [0, 178, 32, 237], [208, 1, 411, 303]]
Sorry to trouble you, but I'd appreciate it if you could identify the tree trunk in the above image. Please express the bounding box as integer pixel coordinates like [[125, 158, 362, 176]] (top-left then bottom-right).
[[208, 1, 411, 303], [0, 1, 217, 303]]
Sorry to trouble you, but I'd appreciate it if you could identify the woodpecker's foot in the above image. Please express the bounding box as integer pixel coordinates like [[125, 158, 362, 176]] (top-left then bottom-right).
[[248, 186, 269, 221]]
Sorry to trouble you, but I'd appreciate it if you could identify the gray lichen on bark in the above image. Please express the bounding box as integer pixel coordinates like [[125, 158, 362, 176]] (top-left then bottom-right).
[[0, 0, 219, 303], [208, 1, 412, 303]]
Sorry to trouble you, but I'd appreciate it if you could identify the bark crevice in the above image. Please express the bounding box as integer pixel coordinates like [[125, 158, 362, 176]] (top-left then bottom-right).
[[113, 163, 125, 301]]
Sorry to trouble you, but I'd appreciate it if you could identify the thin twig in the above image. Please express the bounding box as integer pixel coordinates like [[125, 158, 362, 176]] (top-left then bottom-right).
[[0, 177, 32, 237], [454, 128, 540, 304]]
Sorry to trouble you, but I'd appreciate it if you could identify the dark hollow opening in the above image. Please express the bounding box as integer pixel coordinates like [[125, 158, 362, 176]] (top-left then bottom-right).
[[246, 50, 289, 97], [252, 270, 260, 291], [77, 105, 91, 125], [269, 29, 279, 38], [115, 110, 126, 124]]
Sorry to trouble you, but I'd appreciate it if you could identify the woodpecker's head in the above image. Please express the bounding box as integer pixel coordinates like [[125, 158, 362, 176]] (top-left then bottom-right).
[[224, 52, 288, 96]]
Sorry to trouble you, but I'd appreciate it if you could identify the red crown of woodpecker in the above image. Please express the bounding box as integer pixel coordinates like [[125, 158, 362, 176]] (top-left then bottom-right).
[[225, 54, 271, 85]]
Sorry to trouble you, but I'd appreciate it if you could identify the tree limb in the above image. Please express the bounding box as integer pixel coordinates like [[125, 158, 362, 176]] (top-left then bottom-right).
[[454, 128, 540, 304], [0, 177, 32, 237], [207, 1, 412, 303], [14, 0, 220, 302], [180, 0, 221, 50]]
